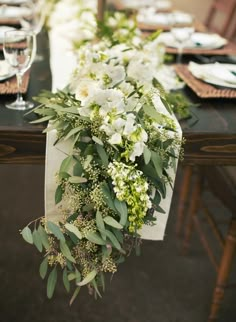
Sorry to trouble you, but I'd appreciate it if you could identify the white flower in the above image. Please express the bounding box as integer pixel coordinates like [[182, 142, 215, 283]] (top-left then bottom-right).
[[108, 133, 122, 145], [130, 142, 146, 161], [74, 79, 99, 103]]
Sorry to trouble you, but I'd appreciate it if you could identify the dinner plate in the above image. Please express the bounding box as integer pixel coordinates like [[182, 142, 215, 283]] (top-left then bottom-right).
[[0, 25, 16, 43], [158, 32, 227, 50], [188, 62, 236, 89], [137, 10, 192, 26], [0, 60, 15, 81], [0, 6, 31, 19]]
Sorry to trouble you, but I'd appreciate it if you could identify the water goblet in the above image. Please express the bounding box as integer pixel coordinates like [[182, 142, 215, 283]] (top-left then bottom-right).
[[170, 14, 195, 63], [20, 0, 46, 61], [3, 29, 36, 110]]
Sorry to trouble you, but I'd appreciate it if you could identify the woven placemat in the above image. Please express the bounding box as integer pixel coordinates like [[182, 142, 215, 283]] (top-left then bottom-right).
[[174, 64, 236, 98], [166, 41, 236, 55], [0, 70, 30, 94]]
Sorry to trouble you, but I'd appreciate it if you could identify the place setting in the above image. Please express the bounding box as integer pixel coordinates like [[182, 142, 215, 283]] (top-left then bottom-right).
[[0, 3, 31, 25], [175, 61, 236, 98]]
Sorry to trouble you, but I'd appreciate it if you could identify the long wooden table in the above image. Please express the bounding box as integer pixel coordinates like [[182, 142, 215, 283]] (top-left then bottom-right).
[[0, 31, 236, 166]]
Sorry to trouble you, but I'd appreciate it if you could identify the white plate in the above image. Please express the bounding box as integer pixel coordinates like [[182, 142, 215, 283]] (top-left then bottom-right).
[[158, 32, 227, 49], [0, 6, 31, 19], [0, 60, 15, 81], [188, 62, 236, 89], [0, 25, 16, 43]]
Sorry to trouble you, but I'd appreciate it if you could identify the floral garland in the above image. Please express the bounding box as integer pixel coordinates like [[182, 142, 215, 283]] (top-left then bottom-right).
[[21, 2, 184, 303]]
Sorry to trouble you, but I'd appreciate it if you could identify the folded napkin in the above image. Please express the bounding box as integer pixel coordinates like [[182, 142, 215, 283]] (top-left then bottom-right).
[[191, 32, 227, 48], [0, 60, 12, 77], [188, 61, 236, 85]]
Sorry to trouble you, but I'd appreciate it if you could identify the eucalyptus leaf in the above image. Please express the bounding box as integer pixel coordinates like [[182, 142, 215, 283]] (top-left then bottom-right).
[[21, 226, 33, 244], [92, 136, 103, 146], [104, 230, 121, 250], [96, 210, 106, 240], [65, 223, 82, 239], [101, 182, 116, 212], [59, 155, 74, 174], [96, 145, 109, 167], [73, 160, 83, 176], [38, 225, 50, 249], [91, 279, 102, 298], [60, 241, 76, 263], [104, 216, 123, 229], [64, 126, 82, 141], [68, 176, 87, 184], [77, 269, 97, 286], [55, 185, 63, 204], [114, 199, 127, 226], [33, 229, 43, 252], [143, 104, 162, 123], [151, 150, 163, 178], [69, 287, 80, 306], [143, 146, 151, 165], [47, 221, 65, 242], [30, 115, 54, 124], [86, 232, 106, 245], [63, 268, 70, 293], [39, 257, 48, 279], [47, 267, 57, 299]]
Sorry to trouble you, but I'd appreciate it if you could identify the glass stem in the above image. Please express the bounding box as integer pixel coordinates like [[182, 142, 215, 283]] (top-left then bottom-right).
[[16, 72, 24, 103], [177, 46, 183, 64]]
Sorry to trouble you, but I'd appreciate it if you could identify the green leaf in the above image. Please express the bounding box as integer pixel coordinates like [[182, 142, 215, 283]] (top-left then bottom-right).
[[21, 226, 33, 244], [101, 182, 116, 212], [59, 155, 74, 174], [68, 176, 87, 184], [73, 160, 83, 176], [91, 279, 102, 298], [96, 210, 106, 240], [47, 221, 65, 242], [104, 230, 121, 250], [32, 229, 43, 252], [151, 150, 163, 178], [143, 104, 162, 123], [62, 268, 70, 293], [104, 216, 123, 229], [39, 257, 48, 279], [86, 232, 106, 245], [47, 267, 57, 299], [114, 199, 128, 226], [68, 273, 76, 281], [38, 225, 50, 249], [30, 115, 54, 124], [55, 185, 63, 204], [96, 144, 109, 167], [64, 126, 82, 141], [75, 269, 81, 284], [65, 223, 82, 239], [60, 241, 76, 263], [92, 136, 103, 146], [143, 146, 151, 165], [69, 286, 80, 306], [77, 269, 97, 286]]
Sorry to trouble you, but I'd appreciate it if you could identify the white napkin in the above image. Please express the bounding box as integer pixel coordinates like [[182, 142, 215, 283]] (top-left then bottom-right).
[[188, 61, 236, 85], [191, 32, 227, 49], [0, 60, 11, 77]]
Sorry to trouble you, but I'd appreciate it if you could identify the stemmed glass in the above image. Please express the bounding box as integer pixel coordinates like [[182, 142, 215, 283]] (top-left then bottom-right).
[[20, 0, 46, 61], [170, 14, 195, 63], [3, 29, 36, 110]]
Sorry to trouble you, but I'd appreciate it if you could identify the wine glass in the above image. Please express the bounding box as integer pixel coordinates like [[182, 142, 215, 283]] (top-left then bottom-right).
[[3, 29, 36, 110], [20, 0, 46, 61], [170, 13, 195, 63]]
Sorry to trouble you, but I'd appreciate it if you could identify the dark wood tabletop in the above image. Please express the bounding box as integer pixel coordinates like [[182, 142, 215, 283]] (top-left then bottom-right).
[[0, 31, 236, 165]]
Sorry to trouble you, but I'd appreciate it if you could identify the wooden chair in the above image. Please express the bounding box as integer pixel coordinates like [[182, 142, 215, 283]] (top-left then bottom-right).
[[176, 165, 236, 321], [205, 0, 236, 36]]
